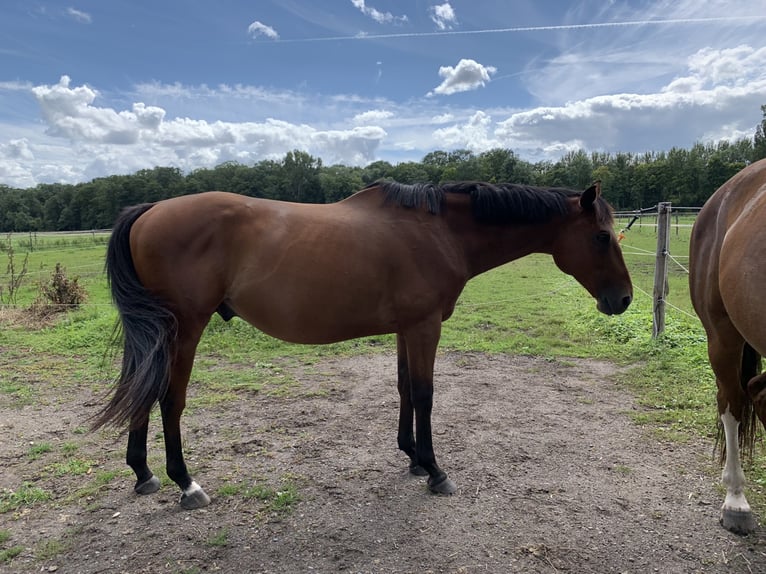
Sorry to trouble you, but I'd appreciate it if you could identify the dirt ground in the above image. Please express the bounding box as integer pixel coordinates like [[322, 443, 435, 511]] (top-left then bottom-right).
[[1, 352, 765, 574]]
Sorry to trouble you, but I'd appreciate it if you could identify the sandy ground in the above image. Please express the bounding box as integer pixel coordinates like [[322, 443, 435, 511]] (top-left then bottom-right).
[[0, 352, 764, 573]]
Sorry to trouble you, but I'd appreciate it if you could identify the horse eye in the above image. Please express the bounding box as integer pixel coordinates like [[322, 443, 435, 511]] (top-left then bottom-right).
[[596, 232, 611, 245]]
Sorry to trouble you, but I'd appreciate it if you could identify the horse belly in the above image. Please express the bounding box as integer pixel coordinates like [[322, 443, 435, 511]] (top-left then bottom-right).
[[230, 283, 397, 344], [225, 249, 407, 344]]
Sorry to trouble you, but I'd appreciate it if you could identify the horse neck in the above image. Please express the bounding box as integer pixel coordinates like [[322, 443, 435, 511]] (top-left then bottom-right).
[[444, 194, 561, 279]]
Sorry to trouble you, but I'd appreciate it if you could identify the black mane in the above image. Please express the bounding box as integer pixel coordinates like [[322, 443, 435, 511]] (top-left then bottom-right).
[[373, 180, 613, 225]]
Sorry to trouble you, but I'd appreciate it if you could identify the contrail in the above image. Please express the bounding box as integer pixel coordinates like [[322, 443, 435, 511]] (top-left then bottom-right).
[[273, 16, 763, 43]]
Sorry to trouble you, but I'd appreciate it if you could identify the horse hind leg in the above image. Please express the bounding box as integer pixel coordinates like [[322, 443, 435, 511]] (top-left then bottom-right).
[[161, 320, 211, 509], [719, 407, 758, 534], [126, 422, 161, 495], [712, 340, 759, 535]]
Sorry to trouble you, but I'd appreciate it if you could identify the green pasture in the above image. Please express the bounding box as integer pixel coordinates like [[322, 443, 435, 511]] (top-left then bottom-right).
[[0, 221, 764, 518]]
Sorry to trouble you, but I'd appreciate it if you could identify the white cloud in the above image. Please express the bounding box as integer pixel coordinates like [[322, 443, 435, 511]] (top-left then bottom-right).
[[31, 76, 166, 145], [353, 109, 394, 124], [66, 7, 92, 24], [430, 113, 455, 124], [432, 111, 498, 152], [351, 0, 408, 25], [495, 45, 766, 157], [429, 2, 457, 30], [429, 59, 497, 96], [247, 20, 279, 40], [3, 139, 34, 160], [9, 77, 388, 185]]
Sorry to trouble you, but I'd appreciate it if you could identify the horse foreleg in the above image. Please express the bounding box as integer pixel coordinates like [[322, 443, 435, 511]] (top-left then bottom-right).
[[403, 320, 456, 495], [161, 323, 211, 510], [126, 422, 161, 495], [720, 407, 757, 534], [396, 335, 427, 476]]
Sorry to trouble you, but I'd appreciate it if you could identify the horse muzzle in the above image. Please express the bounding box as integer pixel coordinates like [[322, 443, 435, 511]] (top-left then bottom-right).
[[597, 292, 632, 316]]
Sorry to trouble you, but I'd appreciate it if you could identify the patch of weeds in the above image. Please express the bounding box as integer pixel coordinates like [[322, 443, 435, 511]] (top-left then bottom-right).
[[50, 458, 93, 477], [0, 483, 51, 513], [36, 536, 71, 561], [0, 531, 10, 544], [28, 442, 53, 460], [94, 469, 122, 485], [218, 475, 301, 515], [244, 481, 300, 514], [61, 442, 79, 455], [62, 469, 128, 506], [217, 483, 243, 498], [207, 529, 229, 547], [0, 378, 35, 403], [0, 546, 23, 563], [613, 464, 632, 475]]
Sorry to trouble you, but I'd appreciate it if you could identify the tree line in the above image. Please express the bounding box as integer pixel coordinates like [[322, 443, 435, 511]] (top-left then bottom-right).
[[2, 107, 765, 232]]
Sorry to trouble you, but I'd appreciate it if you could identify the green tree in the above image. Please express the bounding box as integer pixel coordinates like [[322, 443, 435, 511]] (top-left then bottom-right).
[[389, 161, 430, 184], [281, 150, 323, 203], [753, 104, 766, 162], [319, 165, 364, 203], [360, 160, 394, 184]]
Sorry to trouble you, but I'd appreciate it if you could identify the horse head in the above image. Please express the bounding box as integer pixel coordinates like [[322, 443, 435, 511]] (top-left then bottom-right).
[[551, 182, 633, 315]]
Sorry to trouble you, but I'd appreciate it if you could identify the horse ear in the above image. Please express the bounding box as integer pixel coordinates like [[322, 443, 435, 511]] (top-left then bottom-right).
[[580, 180, 601, 210]]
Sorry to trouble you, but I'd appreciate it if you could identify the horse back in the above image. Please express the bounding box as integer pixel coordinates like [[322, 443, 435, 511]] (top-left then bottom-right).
[[690, 159, 766, 351]]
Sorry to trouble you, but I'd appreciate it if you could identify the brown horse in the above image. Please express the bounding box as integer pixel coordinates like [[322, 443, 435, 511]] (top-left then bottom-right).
[[96, 179, 632, 509], [690, 158, 766, 535]]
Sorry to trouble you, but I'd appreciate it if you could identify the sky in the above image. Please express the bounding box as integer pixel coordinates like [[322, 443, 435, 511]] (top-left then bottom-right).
[[1, 0, 766, 189]]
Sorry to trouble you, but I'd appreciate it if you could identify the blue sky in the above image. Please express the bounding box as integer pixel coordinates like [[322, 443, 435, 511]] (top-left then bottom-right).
[[1, 0, 766, 188]]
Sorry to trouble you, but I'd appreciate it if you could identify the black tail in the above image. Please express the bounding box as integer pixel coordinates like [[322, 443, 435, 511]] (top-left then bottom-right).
[[93, 203, 178, 430]]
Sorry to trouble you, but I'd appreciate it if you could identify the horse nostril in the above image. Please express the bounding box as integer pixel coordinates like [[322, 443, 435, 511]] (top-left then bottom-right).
[[622, 295, 632, 309]]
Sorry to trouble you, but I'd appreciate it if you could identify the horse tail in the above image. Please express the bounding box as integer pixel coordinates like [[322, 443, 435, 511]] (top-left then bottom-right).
[[739, 343, 761, 459], [93, 202, 178, 430], [717, 342, 761, 462]]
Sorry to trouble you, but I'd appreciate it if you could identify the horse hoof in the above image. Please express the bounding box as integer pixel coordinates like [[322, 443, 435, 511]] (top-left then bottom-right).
[[134, 475, 161, 495], [180, 488, 211, 510], [428, 476, 457, 495], [721, 508, 758, 535], [409, 464, 429, 477]]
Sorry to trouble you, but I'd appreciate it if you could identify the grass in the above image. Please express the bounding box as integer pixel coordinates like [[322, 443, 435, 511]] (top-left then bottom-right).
[[0, 222, 764, 514], [206, 529, 229, 547], [0, 483, 52, 514], [0, 546, 23, 563], [217, 476, 301, 515], [28, 443, 53, 460], [0, 530, 21, 565], [35, 536, 71, 561], [61, 469, 128, 506]]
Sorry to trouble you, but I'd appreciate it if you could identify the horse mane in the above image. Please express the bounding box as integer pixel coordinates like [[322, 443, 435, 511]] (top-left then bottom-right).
[[372, 180, 613, 225]]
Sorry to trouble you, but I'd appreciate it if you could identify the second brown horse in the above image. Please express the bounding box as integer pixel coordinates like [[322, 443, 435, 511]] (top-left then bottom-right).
[[96, 180, 632, 509]]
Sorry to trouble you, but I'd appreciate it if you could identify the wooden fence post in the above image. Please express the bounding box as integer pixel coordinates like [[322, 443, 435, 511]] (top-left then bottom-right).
[[652, 202, 671, 337]]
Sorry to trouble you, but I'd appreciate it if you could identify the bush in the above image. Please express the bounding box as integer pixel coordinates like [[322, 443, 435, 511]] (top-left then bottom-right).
[[31, 263, 88, 316]]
